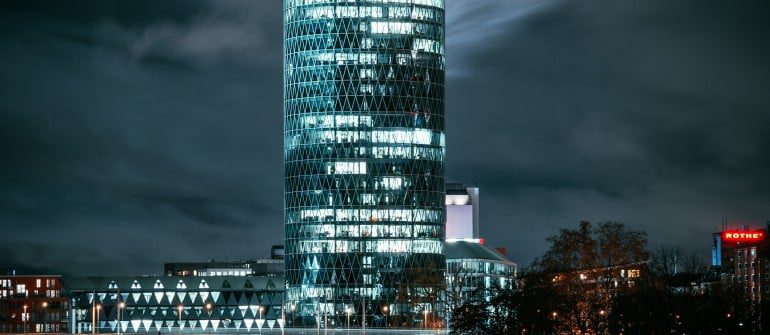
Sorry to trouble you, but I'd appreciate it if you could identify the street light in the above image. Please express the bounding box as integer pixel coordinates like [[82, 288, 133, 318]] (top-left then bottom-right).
[[424, 310, 429, 329], [258, 306, 264, 335], [382, 306, 389, 328], [95, 304, 102, 334], [346, 307, 352, 335], [23, 304, 27, 334], [117, 302, 125, 335], [205, 304, 214, 333], [42, 302, 48, 333], [177, 305, 184, 335]]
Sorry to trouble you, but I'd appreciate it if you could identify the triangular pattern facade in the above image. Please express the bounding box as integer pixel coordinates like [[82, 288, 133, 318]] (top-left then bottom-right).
[[68, 276, 285, 333]]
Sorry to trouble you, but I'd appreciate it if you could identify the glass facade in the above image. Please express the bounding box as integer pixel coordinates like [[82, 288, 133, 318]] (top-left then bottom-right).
[[283, 0, 446, 327]]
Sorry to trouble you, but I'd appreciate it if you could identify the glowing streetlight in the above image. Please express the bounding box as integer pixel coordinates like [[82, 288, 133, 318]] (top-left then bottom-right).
[[258, 306, 264, 335], [346, 307, 352, 335], [42, 302, 48, 333], [23, 304, 28, 334], [177, 305, 184, 334], [95, 304, 102, 334], [382, 306, 389, 328], [117, 302, 125, 335], [599, 310, 606, 316]]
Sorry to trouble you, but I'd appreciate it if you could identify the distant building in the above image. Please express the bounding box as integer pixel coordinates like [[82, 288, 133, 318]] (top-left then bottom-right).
[[444, 184, 517, 314], [445, 240, 516, 305], [712, 223, 770, 301], [164, 245, 285, 277], [0, 275, 68, 333], [446, 183, 479, 240], [66, 276, 285, 334]]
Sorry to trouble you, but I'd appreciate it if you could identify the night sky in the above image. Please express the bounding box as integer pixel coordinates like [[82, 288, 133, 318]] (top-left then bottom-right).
[[2, 0, 769, 276]]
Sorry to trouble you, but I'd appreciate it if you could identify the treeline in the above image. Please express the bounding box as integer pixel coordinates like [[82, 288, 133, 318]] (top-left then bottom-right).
[[450, 221, 769, 335]]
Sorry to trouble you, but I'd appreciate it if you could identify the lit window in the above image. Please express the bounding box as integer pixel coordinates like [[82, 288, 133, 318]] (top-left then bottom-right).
[[328, 162, 367, 174]]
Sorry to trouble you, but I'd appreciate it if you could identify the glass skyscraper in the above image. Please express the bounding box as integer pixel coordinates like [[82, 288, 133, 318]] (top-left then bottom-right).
[[283, 0, 446, 327]]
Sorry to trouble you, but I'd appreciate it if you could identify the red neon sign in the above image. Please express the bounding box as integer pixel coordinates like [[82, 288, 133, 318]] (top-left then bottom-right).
[[722, 230, 765, 243]]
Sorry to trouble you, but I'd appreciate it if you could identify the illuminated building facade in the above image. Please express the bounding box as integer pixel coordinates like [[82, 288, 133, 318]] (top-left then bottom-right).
[[67, 276, 284, 333], [712, 224, 770, 302], [284, 0, 446, 327], [0, 275, 68, 333], [445, 241, 516, 307]]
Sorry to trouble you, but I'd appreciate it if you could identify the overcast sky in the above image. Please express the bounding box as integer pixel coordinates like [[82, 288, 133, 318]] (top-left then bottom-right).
[[1, 0, 769, 276]]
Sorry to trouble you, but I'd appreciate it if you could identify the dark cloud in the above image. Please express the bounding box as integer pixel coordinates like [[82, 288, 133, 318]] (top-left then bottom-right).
[[444, 0, 770, 264], [0, 0, 283, 275], [1, 0, 769, 275]]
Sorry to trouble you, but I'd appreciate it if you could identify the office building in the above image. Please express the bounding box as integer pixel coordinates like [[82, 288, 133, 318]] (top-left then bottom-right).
[[284, 0, 447, 327], [0, 275, 68, 333]]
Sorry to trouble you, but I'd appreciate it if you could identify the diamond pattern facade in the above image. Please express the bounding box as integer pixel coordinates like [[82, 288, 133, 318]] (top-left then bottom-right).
[[284, 0, 446, 327]]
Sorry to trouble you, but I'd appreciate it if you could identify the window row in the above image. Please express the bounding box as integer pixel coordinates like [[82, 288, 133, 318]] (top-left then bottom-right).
[[284, 175, 443, 192], [289, 223, 441, 239], [286, 145, 444, 162], [286, 128, 444, 147], [287, 5, 442, 22], [286, 35, 443, 55], [294, 239, 443, 254], [286, 21, 442, 41], [287, 50, 444, 68], [285, 63, 444, 84], [292, 208, 442, 223], [286, 0, 444, 10]]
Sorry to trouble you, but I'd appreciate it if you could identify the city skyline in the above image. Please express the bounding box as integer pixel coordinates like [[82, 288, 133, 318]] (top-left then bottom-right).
[[2, 0, 770, 277]]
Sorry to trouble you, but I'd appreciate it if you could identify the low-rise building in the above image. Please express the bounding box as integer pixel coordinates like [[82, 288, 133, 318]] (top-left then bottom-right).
[[66, 275, 285, 334], [445, 240, 516, 304], [0, 275, 68, 333]]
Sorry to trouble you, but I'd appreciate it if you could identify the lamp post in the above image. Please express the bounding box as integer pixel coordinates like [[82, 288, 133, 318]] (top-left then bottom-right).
[[424, 310, 429, 329], [382, 306, 388, 329], [205, 304, 213, 333], [290, 304, 296, 328], [117, 302, 125, 335], [95, 304, 101, 334], [346, 307, 352, 335], [258, 306, 264, 335], [23, 304, 28, 334], [280, 301, 285, 335], [316, 304, 320, 335], [361, 296, 366, 335], [42, 302, 48, 333], [177, 305, 183, 335]]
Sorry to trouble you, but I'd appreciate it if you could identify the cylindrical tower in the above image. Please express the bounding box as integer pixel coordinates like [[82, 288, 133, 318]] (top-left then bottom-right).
[[284, 0, 445, 328]]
